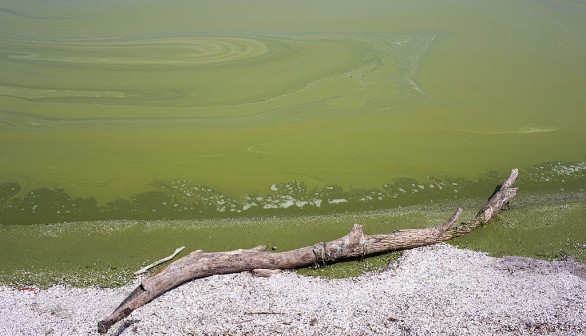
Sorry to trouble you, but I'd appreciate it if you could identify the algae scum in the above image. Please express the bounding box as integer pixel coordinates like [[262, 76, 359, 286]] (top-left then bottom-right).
[[0, 0, 585, 286]]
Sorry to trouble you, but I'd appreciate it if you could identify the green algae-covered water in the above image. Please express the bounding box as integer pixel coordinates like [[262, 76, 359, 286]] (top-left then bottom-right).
[[1, 0, 585, 286]]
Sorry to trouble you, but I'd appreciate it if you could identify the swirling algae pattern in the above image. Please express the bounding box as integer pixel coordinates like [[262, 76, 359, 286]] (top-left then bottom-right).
[[4, 36, 269, 65]]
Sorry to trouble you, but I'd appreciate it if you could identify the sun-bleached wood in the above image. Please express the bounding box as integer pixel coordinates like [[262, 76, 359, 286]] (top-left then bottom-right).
[[134, 246, 185, 275], [98, 169, 518, 334]]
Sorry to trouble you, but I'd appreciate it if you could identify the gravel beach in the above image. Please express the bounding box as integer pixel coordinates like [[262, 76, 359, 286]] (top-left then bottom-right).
[[2, 243, 585, 336]]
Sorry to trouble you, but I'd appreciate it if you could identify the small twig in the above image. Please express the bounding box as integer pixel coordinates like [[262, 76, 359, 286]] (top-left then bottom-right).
[[244, 311, 285, 315], [134, 246, 185, 275], [437, 207, 462, 237]]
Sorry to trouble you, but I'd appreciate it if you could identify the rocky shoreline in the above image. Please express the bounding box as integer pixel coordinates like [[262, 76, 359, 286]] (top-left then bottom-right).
[[2, 243, 585, 335]]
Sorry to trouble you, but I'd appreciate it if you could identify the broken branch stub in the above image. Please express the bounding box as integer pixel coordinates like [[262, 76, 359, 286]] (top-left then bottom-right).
[[98, 168, 519, 334]]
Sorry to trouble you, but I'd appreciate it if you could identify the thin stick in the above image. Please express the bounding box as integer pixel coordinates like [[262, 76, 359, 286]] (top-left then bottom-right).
[[134, 246, 185, 275], [245, 312, 285, 315]]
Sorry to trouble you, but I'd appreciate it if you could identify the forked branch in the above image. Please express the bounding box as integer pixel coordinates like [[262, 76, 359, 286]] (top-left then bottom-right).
[[98, 169, 519, 333]]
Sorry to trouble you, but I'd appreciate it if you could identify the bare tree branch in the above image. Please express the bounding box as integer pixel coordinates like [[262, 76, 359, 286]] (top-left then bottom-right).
[[98, 169, 519, 334]]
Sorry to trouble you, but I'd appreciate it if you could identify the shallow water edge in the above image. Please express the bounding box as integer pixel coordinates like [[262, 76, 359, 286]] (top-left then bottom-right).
[[1, 188, 584, 288]]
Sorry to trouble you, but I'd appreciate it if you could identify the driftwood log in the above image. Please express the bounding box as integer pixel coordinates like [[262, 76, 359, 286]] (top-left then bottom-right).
[[98, 168, 519, 333]]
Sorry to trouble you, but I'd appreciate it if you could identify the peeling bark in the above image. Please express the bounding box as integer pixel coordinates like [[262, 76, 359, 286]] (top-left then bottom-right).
[[98, 169, 518, 334]]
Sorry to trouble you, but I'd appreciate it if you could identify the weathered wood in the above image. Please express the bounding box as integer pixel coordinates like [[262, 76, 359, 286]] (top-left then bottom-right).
[[134, 246, 185, 275], [98, 169, 519, 334]]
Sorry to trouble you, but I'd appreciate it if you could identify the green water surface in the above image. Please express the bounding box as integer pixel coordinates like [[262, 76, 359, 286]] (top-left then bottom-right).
[[0, 0, 585, 286], [1, 0, 585, 218], [1, 192, 583, 287]]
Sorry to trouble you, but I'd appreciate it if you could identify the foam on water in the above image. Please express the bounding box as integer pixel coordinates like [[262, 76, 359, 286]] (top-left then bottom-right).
[[1, 160, 583, 225]]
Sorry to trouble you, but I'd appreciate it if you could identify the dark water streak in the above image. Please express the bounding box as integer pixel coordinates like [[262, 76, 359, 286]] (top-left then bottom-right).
[[1, 161, 583, 225]]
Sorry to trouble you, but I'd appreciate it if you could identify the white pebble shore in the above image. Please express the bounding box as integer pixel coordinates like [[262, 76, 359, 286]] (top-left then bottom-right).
[[2, 243, 585, 336]]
